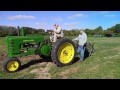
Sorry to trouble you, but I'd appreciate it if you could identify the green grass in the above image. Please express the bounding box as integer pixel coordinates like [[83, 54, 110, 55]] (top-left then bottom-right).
[[49, 37, 120, 79], [1, 37, 120, 79], [0, 70, 36, 79], [0, 37, 6, 46]]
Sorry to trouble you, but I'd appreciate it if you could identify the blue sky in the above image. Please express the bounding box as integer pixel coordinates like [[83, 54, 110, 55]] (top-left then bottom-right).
[[0, 11, 120, 31]]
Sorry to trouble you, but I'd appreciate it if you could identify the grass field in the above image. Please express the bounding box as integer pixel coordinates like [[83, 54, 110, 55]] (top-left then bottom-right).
[[0, 36, 120, 79]]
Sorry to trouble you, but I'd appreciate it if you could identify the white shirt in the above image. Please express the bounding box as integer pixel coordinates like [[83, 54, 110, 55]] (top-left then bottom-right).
[[54, 26, 64, 37], [74, 32, 87, 46]]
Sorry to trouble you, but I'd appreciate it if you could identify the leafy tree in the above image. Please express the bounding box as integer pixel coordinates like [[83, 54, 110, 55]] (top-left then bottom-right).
[[94, 26, 103, 35]]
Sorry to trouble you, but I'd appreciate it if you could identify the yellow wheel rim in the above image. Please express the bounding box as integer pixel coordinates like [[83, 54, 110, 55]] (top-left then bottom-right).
[[58, 42, 75, 64], [7, 61, 19, 72]]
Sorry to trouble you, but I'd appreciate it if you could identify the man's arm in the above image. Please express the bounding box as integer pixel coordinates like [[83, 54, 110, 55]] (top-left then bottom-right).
[[83, 33, 87, 44], [54, 27, 61, 34], [73, 35, 79, 41]]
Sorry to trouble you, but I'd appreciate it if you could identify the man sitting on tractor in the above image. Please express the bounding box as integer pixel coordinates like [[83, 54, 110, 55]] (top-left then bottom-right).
[[50, 24, 64, 43]]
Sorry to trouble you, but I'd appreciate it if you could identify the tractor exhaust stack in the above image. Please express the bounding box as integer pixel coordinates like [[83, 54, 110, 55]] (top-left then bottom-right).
[[17, 26, 21, 36]]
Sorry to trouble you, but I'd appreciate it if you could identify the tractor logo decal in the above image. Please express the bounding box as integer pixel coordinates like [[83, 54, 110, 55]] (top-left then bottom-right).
[[23, 40, 34, 42]]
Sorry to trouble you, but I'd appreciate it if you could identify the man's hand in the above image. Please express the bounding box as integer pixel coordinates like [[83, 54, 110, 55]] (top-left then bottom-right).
[[48, 30, 54, 32], [48, 30, 54, 35], [48, 30, 54, 33]]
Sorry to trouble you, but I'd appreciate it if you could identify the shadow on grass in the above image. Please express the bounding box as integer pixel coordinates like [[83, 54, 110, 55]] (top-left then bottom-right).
[[18, 50, 90, 72], [73, 49, 90, 64], [84, 49, 90, 60], [72, 57, 80, 64], [18, 58, 52, 71]]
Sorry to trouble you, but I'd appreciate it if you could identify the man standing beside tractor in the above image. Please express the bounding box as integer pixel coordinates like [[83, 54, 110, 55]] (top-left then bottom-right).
[[73, 29, 87, 61]]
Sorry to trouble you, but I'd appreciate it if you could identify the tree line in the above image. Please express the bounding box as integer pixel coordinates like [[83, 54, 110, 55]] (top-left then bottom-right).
[[0, 26, 48, 37], [0, 24, 120, 37]]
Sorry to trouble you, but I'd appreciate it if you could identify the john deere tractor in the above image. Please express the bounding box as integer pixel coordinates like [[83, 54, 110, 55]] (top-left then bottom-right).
[[3, 26, 76, 73]]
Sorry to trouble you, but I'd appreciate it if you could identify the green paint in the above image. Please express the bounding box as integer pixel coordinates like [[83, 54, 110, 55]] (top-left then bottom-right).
[[6, 35, 46, 58], [23, 40, 34, 42], [6, 26, 51, 59], [40, 44, 51, 56]]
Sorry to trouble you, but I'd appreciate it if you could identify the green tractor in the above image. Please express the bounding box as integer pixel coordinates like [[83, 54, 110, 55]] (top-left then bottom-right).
[[3, 26, 76, 73]]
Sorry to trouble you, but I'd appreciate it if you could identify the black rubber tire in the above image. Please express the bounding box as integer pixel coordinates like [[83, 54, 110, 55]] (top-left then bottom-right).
[[51, 38, 76, 67], [3, 58, 21, 73]]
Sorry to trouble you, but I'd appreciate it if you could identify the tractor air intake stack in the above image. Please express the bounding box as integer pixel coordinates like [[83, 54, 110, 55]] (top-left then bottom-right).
[[17, 26, 25, 36], [17, 26, 21, 36]]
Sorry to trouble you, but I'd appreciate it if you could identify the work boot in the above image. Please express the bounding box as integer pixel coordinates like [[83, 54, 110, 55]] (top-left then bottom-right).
[[78, 59, 84, 62]]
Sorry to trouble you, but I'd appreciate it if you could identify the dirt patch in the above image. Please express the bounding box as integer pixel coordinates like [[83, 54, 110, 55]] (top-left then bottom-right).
[[19, 55, 53, 79], [0, 53, 53, 79], [0, 46, 7, 61], [19, 55, 41, 62], [0, 52, 7, 64], [30, 62, 53, 79], [60, 67, 79, 79]]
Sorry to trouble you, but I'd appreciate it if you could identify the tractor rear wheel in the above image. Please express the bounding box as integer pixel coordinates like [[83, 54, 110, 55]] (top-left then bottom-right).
[[3, 58, 21, 73], [51, 38, 76, 67]]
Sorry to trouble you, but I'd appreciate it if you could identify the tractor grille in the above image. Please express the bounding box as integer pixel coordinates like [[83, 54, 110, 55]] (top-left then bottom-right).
[[8, 40, 15, 51]]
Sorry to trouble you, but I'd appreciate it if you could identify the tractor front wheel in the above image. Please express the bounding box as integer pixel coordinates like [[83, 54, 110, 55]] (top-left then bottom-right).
[[3, 58, 21, 73], [51, 38, 76, 67]]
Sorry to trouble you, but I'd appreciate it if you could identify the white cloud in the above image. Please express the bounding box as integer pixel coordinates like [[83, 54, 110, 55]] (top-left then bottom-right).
[[7, 15, 36, 20], [35, 22, 55, 30], [49, 16, 63, 21], [104, 14, 116, 18], [54, 17, 63, 21], [64, 22, 80, 26], [68, 14, 87, 19], [35, 22, 48, 30], [0, 24, 16, 27], [100, 11, 109, 14], [63, 22, 80, 30], [111, 21, 120, 24], [64, 22, 80, 29]]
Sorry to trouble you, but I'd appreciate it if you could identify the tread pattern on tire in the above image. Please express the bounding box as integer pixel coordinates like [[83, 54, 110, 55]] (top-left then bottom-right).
[[51, 38, 76, 67], [3, 58, 21, 73]]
